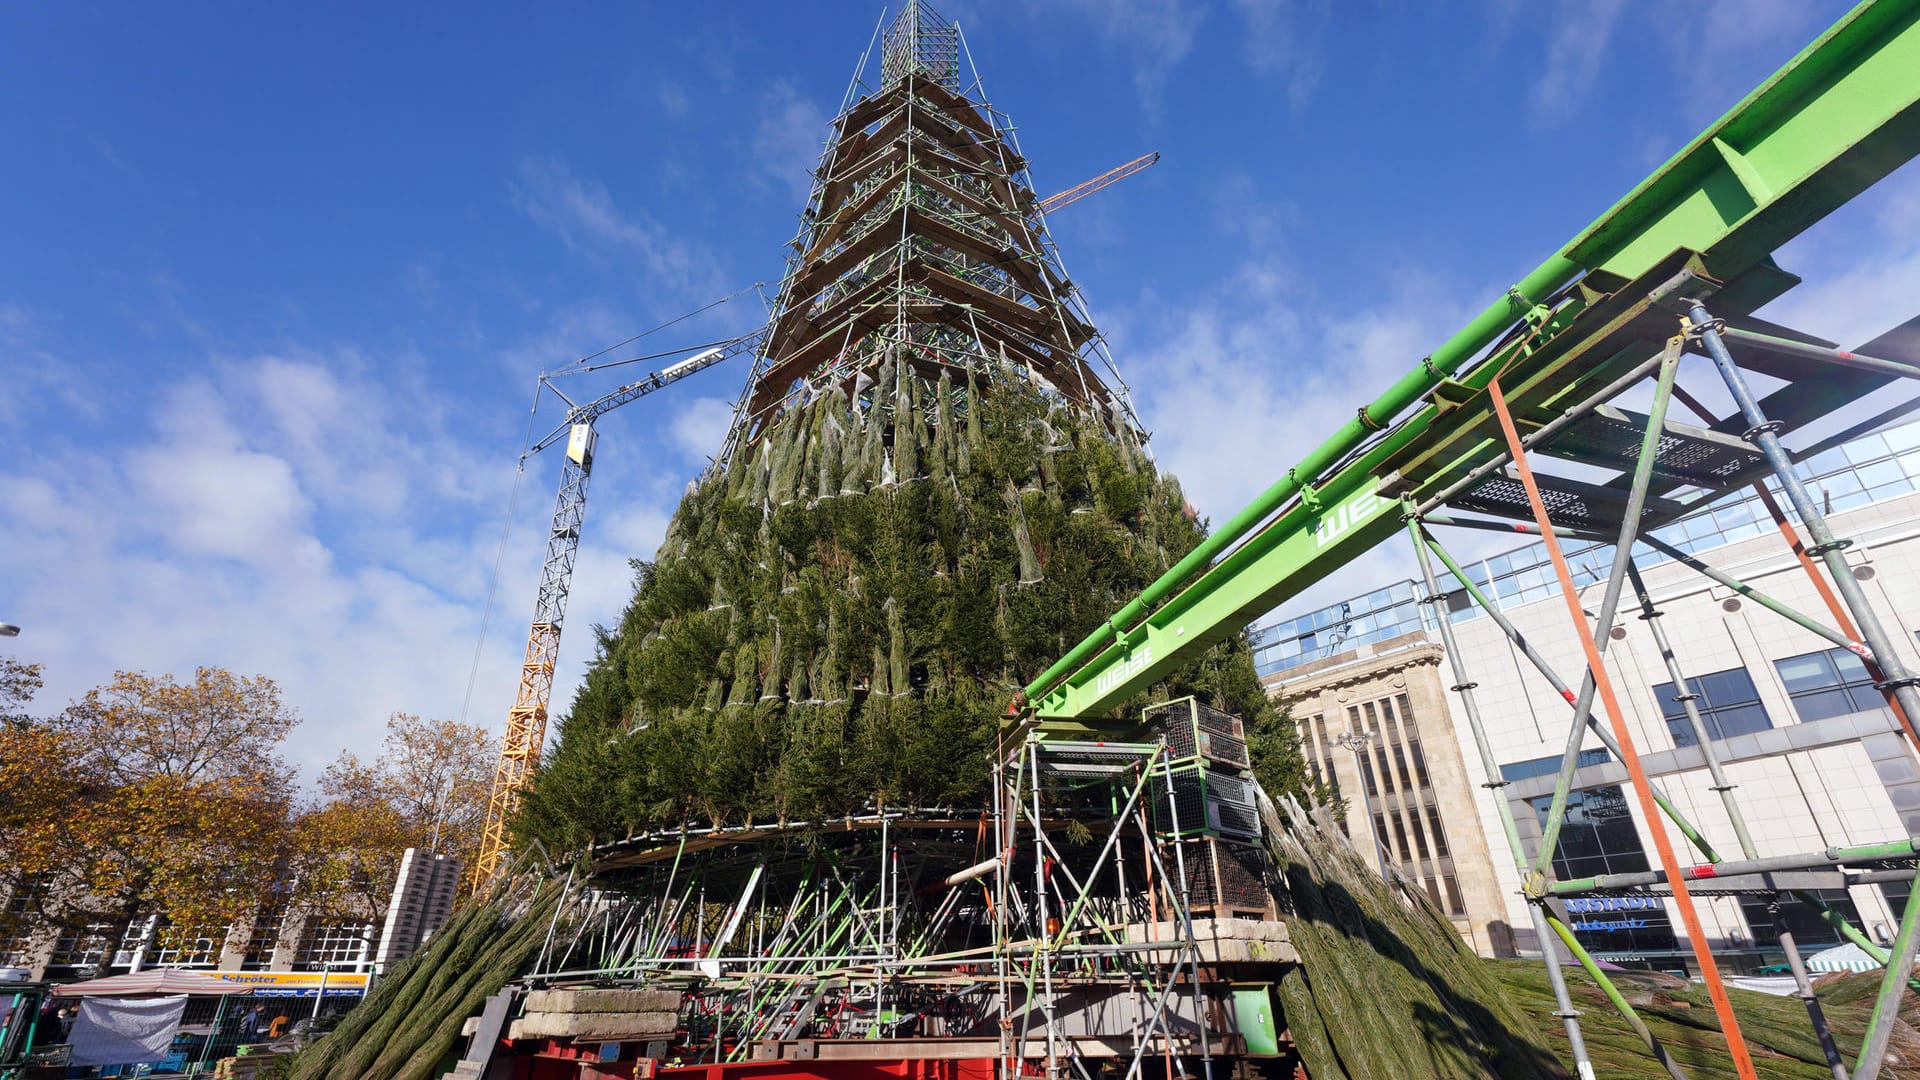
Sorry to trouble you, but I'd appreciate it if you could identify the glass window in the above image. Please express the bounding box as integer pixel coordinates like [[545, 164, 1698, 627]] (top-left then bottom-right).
[[1805, 446, 1850, 475], [1406, 739, 1431, 787], [1736, 889, 1861, 948], [1885, 422, 1920, 453], [1883, 881, 1910, 923], [1856, 457, 1908, 492], [1843, 434, 1890, 465], [1406, 810, 1431, 860], [1425, 805, 1451, 858], [1774, 647, 1888, 723], [49, 923, 118, 971], [243, 902, 287, 970], [1532, 786, 1679, 955], [1500, 747, 1611, 784], [294, 919, 374, 972], [1713, 501, 1756, 531], [1652, 666, 1772, 746]]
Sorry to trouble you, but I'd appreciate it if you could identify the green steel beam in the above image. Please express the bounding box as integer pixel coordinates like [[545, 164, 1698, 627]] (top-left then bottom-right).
[[1030, 0, 1920, 720]]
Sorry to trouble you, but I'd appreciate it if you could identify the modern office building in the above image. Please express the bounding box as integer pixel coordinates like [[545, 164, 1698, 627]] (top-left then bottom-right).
[[1255, 419, 1920, 973], [373, 848, 464, 971]]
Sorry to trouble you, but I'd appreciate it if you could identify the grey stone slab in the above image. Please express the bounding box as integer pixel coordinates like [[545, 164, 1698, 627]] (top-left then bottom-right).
[[1864, 732, 1911, 762]]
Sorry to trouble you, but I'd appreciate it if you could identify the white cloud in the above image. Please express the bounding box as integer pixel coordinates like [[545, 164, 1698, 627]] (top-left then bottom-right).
[[133, 443, 318, 565], [656, 81, 691, 119], [1525, 0, 1845, 130], [0, 351, 550, 779], [1120, 258, 1462, 521], [512, 158, 719, 295], [1757, 158, 1920, 349], [1050, 0, 1203, 123], [1530, 0, 1630, 126], [669, 396, 737, 461], [1231, 0, 1326, 111], [1101, 252, 1522, 616], [753, 81, 829, 204]]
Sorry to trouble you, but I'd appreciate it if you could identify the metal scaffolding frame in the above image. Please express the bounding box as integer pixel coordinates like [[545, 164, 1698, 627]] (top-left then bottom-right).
[[712, 0, 1145, 479], [515, 725, 1270, 1080], [1396, 281, 1920, 1079]]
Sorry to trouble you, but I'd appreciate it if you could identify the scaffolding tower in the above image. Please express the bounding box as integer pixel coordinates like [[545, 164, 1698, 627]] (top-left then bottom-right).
[[712, 0, 1143, 478], [1396, 290, 1920, 1079]]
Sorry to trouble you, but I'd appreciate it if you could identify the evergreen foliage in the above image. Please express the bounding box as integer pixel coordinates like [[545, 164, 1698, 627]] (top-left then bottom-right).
[[520, 362, 1307, 851]]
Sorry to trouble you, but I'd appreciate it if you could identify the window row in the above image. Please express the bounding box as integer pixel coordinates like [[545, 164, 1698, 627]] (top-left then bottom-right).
[[1649, 644, 1894, 751]]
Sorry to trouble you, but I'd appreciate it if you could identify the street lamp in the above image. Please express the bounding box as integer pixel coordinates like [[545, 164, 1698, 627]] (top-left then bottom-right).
[[1332, 730, 1394, 881]]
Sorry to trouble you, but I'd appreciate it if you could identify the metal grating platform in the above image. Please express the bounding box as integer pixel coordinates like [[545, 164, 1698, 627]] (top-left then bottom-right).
[[1450, 468, 1687, 534], [1539, 405, 1768, 490], [1034, 740, 1158, 777]]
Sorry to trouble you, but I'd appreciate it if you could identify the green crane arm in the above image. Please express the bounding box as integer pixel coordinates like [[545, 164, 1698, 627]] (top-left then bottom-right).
[[1028, 0, 1920, 722]]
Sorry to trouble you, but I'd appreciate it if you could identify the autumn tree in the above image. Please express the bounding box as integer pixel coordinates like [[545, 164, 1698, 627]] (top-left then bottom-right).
[[292, 713, 497, 919], [1, 656, 41, 725], [0, 659, 78, 946], [0, 666, 300, 956]]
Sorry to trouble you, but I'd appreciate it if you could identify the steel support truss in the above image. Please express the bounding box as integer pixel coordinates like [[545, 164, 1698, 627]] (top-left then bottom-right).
[[1399, 281, 1920, 1079]]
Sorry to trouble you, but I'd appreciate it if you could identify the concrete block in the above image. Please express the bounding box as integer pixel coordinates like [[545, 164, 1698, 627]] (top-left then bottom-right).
[[509, 1009, 681, 1041], [524, 988, 683, 1015]]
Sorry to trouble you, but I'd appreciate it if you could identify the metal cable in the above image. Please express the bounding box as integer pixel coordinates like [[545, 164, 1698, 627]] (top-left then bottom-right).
[[458, 380, 545, 727], [552, 281, 765, 374]]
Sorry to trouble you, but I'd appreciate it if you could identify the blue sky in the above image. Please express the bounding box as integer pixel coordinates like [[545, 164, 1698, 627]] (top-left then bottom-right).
[[5, 0, 1914, 777]]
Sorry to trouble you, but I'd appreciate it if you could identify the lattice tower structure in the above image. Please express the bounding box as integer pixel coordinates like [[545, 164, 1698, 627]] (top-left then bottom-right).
[[717, 0, 1141, 475]]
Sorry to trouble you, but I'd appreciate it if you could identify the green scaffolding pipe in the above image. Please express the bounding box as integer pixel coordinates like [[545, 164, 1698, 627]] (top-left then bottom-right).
[[1544, 911, 1689, 1080], [1434, 522, 1910, 984], [1026, 0, 1920, 719], [1022, 250, 1577, 708], [1418, 531, 1724, 864]]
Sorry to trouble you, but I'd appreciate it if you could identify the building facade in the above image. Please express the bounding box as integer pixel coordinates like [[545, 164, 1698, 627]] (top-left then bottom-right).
[[1256, 420, 1920, 972], [0, 848, 460, 982], [1276, 635, 1515, 955]]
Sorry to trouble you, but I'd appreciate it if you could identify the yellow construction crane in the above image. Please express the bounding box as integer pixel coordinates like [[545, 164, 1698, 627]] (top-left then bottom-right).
[[1036, 151, 1158, 215], [471, 330, 765, 886]]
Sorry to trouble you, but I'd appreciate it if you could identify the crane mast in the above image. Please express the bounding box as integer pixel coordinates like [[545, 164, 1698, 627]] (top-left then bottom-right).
[[472, 330, 766, 886]]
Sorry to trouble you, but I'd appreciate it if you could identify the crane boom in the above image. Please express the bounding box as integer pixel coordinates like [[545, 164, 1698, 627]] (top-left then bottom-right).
[[1036, 151, 1158, 215], [472, 329, 766, 885]]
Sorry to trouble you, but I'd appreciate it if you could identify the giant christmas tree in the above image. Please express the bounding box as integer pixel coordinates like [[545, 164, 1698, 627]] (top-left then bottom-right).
[[519, 1, 1302, 852]]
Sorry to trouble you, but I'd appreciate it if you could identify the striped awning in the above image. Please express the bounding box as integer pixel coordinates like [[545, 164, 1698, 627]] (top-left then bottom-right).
[[1804, 942, 1883, 973]]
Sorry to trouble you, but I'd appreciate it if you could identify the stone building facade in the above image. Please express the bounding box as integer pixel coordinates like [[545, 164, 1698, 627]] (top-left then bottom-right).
[[1267, 635, 1515, 955]]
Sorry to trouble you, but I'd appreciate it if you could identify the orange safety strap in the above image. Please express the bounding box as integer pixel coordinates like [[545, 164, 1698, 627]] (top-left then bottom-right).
[[1490, 378, 1759, 1080]]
